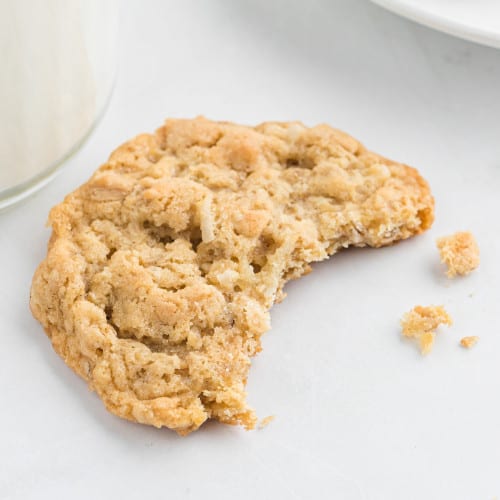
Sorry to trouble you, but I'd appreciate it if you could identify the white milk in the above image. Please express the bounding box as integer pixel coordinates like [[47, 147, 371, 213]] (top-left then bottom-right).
[[0, 0, 118, 206]]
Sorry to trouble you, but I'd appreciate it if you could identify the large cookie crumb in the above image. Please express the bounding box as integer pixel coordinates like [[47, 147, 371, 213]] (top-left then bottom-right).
[[30, 117, 434, 435], [401, 305, 452, 355], [436, 231, 479, 278]]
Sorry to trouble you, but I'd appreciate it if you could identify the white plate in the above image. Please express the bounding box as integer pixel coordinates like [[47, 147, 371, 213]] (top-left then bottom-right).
[[371, 0, 500, 49]]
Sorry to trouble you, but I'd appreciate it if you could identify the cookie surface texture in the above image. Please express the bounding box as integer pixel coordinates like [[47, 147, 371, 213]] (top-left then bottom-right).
[[30, 118, 434, 435]]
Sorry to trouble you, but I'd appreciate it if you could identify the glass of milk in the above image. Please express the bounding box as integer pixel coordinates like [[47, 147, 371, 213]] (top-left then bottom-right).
[[0, 0, 119, 209]]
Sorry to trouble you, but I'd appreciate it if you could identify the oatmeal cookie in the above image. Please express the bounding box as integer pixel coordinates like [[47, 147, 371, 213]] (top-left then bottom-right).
[[31, 117, 434, 434]]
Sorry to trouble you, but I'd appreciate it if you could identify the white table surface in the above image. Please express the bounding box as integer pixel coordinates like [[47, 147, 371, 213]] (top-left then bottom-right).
[[2, 1, 500, 499]]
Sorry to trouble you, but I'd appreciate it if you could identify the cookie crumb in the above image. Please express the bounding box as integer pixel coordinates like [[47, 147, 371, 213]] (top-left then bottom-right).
[[419, 331, 435, 355], [401, 305, 452, 355], [460, 336, 479, 349], [436, 231, 479, 278], [401, 305, 452, 337], [258, 415, 275, 429]]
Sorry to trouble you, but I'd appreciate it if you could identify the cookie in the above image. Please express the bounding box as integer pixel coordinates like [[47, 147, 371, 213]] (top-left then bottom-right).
[[30, 117, 434, 434]]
